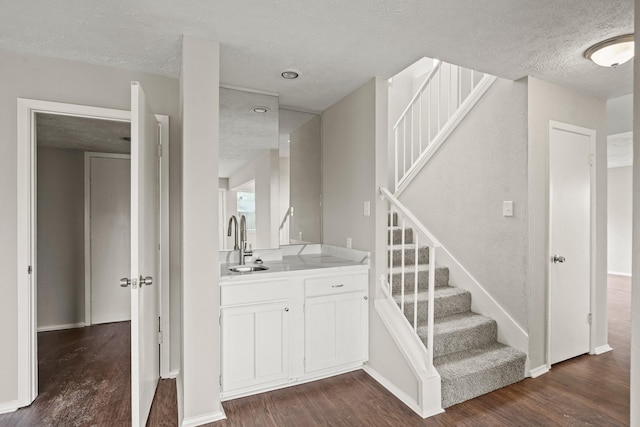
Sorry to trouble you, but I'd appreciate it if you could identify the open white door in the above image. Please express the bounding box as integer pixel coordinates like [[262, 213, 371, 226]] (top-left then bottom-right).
[[129, 82, 160, 427]]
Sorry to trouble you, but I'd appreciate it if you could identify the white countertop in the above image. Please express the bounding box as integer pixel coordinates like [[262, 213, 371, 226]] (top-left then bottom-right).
[[220, 253, 368, 282]]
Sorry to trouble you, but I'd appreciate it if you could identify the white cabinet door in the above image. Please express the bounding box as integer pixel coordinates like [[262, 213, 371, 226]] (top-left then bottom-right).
[[221, 301, 290, 393], [304, 291, 368, 373]]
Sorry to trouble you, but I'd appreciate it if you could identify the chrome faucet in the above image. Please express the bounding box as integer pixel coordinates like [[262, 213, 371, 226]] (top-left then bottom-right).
[[239, 214, 253, 265], [227, 215, 239, 250]]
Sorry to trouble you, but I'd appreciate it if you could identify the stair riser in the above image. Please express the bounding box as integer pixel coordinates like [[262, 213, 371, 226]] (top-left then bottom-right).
[[391, 268, 449, 292], [440, 357, 526, 408], [388, 228, 414, 245], [388, 247, 429, 267], [397, 293, 471, 324], [429, 320, 497, 358]]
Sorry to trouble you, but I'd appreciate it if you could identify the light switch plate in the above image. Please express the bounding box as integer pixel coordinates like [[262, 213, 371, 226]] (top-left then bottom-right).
[[503, 201, 514, 217]]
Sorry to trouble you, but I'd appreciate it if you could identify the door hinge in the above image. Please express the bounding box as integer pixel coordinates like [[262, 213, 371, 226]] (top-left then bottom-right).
[[588, 313, 593, 324], [219, 316, 222, 326], [28, 265, 32, 274], [158, 331, 163, 344], [219, 375, 222, 386], [303, 358, 306, 368], [158, 143, 162, 158]]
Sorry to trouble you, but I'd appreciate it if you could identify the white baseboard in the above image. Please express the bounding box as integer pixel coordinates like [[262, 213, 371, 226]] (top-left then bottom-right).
[[608, 271, 632, 277], [181, 408, 226, 427], [594, 344, 613, 355], [0, 400, 18, 415], [362, 365, 425, 418], [529, 365, 549, 378], [37, 322, 85, 333], [168, 369, 180, 379]]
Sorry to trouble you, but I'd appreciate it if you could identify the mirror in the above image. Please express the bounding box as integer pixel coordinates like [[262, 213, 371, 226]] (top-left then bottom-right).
[[218, 88, 321, 250]]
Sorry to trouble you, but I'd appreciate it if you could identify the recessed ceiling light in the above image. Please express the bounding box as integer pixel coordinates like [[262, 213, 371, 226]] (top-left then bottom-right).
[[584, 34, 634, 68], [253, 107, 269, 113], [281, 70, 300, 79], [121, 136, 131, 142]]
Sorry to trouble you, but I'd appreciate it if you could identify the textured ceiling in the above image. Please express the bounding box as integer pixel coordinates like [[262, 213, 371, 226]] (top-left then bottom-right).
[[0, 0, 633, 112], [608, 132, 633, 168], [36, 114, 130, 154]]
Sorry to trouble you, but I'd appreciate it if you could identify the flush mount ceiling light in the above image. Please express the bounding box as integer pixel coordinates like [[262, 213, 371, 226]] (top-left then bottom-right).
[[253, 106, 269, 113], [584, 34, 634, 67], [281, 70, 299, 79]]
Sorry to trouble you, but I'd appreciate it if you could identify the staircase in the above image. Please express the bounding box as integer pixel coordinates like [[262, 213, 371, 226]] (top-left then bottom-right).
[[388, 212, 526, 408]]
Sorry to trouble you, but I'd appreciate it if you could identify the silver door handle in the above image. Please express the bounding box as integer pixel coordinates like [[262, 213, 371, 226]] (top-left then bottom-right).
[[120, 278, 131, 287], [552, 255, 566, 263], [140, 276, 153, 286]]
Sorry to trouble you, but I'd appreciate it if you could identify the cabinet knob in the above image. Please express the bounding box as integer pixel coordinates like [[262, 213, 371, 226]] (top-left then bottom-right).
[[284, 307, 289, 312], [364, 296, 368, 301]]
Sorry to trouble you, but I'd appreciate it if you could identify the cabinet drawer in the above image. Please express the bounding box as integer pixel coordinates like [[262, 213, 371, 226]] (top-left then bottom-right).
[[222, 280, 289, 306], [304, 273, 367, 297]]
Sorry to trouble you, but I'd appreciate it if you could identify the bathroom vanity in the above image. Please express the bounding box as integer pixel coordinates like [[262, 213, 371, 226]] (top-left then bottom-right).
[[219, 245, 369, 400]]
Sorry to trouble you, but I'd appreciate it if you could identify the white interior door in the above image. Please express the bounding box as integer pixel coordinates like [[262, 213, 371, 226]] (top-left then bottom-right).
[[130, 82, 160, 427], [90, 155, 131, 324], [549, 122, 593, 365]]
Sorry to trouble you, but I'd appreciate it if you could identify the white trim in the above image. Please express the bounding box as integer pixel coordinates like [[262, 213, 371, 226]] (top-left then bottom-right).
[[594, 344, 613, 355], [362, 364, 444, 419], [608, 271, 632, 277], [0, 400, 19, 415], [168, 369, 180, 379], [84, 152, 132, 327], [37, 323, 85, 333], [546, 121, 597, 369], [16, 98, 171, 408], [529, 365, 549, 378], [394, 75, 497, 197], [181, 409, 227, 427]]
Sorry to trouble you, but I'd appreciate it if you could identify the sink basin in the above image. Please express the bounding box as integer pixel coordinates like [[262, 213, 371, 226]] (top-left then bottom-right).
[[228, 265, 269, 273]]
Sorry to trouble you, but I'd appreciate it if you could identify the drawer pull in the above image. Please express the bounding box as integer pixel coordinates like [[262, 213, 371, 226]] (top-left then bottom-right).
[[331, 284, 344, 288]]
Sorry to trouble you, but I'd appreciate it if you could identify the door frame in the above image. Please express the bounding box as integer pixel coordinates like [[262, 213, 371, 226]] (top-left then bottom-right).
[[84, 152, 132, 325], [16, 98, 171, 407], [546, 120, 597, 370]]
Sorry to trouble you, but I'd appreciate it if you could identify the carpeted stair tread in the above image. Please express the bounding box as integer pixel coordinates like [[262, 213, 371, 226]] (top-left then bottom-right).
[[434, 342, 527, 408], [388, 227, 414, 245], [417, 312, 497, 357], [393, 286, 471, 323], [389, 245, 429, 267], [390, 264, 450, 290]]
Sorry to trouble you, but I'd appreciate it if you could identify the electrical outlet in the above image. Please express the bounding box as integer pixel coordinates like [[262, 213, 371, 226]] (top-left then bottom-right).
[[503, 201, 514, 217], [346, 237, 352, 249], [363, 200, 371, 216]]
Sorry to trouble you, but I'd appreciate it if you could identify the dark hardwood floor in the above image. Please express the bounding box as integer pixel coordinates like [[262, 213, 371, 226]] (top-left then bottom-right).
[[1, 275, 630, 426]]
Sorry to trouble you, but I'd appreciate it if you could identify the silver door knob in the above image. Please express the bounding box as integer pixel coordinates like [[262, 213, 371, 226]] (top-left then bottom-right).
[[552, 255, 566, 263], [120, 278, 131, 287], [140, 276, 153, 286]]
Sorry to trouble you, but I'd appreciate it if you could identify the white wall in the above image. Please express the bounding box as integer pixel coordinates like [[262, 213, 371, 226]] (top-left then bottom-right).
[[631, 6, 640, 423], [290, 115, 321, 243], [322, 78, 421, 405], [36, 147, 85, 329], [607, 94, 633, 135], [0, 49, 181, 406], [528, 76, 608, 370], [608, 166, 633, 275], [179, 36, 223, 425], [399, 78, 529, 330]]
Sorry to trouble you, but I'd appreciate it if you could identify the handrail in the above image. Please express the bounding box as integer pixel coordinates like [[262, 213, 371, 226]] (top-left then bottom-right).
[[379, 186, 440, 248], [380, 185, 437, 370], [392, 60, 442, 130]]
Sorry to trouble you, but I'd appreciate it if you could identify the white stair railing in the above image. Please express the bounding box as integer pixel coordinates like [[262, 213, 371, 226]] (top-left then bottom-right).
[[393, 60, 496, 194], [379, 186, 440, 371]]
